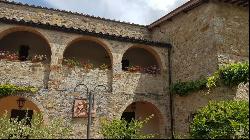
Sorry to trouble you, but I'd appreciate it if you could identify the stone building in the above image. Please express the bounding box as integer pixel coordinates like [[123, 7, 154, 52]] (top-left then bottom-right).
[[0, 0, 248, 138]]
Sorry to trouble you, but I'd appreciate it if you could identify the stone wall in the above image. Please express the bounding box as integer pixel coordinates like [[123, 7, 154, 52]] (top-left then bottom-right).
[[150, 1, 249, 137], [0, 1, 150, 40], [0, 60, 49, 88], [0, 23, 170, 138], [151, 2, 219, 82], [212, 1, 249, 66]]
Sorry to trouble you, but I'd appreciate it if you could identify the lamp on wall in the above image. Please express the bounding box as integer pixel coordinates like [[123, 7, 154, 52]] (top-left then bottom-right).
[[16, 97, 26, 109]]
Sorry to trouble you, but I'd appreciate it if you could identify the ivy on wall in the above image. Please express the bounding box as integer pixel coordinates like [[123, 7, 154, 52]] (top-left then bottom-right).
[[170, 79, 207, 96], [171, 62, 249, 96], [0, 84, 38, 96]]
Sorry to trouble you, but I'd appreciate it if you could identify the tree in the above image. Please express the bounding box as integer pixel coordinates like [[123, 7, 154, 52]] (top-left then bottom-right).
[[100, 114, 156, 139], [190, 100, 249, 139]]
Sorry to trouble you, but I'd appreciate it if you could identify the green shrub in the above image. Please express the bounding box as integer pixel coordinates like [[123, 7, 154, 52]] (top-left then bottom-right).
[[170, 79, 207, 96], [0, 112, 73, 139], [206, 71, 220, 89], [190, 100, 249, 139], [100, 114, 156, 139], [0, 84, 38, 96], [219, 62, 249, 86]]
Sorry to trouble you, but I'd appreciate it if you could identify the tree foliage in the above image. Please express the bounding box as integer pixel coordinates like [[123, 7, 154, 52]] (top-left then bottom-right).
[[100, 114, 156, 139], [0, 112, 73, 139], [190, 100, 249, 139]]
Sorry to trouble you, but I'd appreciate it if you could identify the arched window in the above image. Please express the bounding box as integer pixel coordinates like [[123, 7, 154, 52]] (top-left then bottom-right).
[[63, 39, 111, 70], [0, 30, 51, 63], [122, 47, 160, 74]]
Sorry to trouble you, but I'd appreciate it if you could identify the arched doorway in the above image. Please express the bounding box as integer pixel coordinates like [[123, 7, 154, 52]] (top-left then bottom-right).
[[0, 96, 41, 124], [121, 101, 164, 138], [0, 30, 51, 63]]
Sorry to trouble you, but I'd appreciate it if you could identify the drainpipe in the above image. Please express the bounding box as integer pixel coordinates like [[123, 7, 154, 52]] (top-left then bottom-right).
[[167, 44, 174, 139]]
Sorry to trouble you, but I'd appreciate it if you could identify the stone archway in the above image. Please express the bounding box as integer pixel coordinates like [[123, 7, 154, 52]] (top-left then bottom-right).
[[0, 27, 52, 63], [121, 101, 165, 138], [0, 96, 41, 119], [63, 36, 113, 68], [122, 45, 163, 74]]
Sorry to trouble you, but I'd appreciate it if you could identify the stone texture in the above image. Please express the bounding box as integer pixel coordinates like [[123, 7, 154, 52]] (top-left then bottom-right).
[[0, 22, 169, 138], [212, 2, 249, 66], [0, 0, 249, 139], [151, 2, 219, 82], [150, 1, 249, 138], [0, 1, 150, 40]]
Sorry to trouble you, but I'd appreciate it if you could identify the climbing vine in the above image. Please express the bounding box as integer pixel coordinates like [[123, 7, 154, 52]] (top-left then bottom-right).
[[0, 84, 38, 96], [170, 79, 207, 96], [171, 62, 249, 96]]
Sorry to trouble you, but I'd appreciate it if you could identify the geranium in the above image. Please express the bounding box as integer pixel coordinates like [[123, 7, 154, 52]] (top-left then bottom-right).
[[31, 54, 47, 63], [126, 65, 160, 74], [5, 52, 19, 61], [128, 66, 142, 73]]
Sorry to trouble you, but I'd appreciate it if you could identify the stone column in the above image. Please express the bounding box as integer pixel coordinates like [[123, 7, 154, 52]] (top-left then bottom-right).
[[111, 52, 123, 94], [47, 43, 65, 90]]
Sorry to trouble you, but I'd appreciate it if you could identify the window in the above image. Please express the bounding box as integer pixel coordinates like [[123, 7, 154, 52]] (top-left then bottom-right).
[[121, 112, 135, 123], [122, 59, 129, 71], [18, 45, 30, 61]]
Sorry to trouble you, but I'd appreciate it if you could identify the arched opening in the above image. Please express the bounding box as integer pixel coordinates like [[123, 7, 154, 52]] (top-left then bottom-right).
[[63, 38, 112, 70], [122, 47, 161, 74], [121, 101, 164, 138], [0, 96, 41, 123], [0, 30, 51, 63]]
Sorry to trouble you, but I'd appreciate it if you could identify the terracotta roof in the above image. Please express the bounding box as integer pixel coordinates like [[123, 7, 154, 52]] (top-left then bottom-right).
[[0, 0, 146, 27], [149, 0, 249, 28], [0, 17, 170, 48], [0, 0, 248, 34]]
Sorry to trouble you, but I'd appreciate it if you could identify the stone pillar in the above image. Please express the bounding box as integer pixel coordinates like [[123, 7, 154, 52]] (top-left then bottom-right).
[[111, 52, 123, 94], [47, 43, 65, 90]]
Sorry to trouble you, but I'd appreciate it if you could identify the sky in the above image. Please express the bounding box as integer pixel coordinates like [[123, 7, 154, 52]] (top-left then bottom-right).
[[12, 0, 189, 25]]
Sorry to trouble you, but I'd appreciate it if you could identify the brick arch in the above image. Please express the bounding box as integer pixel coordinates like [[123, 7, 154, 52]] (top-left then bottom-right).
[[122, 45, 163, 73], [0, 26, 52, 62], [63, 36, 113, 66], [118, 98, 166, 138]]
